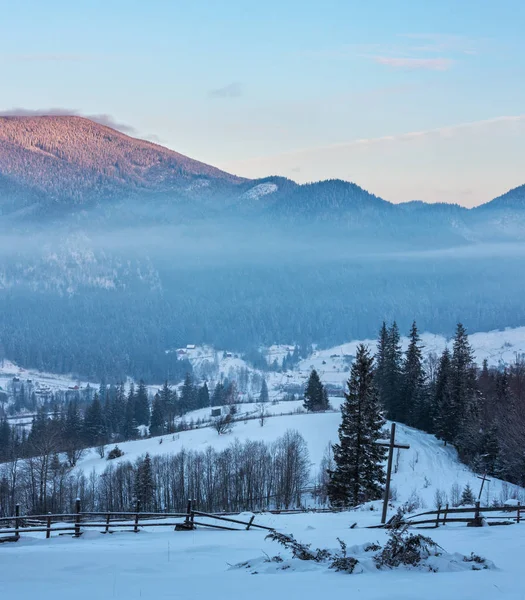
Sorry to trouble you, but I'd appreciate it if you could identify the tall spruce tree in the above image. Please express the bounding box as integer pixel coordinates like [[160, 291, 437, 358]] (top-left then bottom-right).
[[376, 322, 403, 420], [433, 348, 454, 444], [259, 379, 269, 404], [403, 321, 428, 429], [135, 453, 155, 511], [180, 373, 196, 414], [450, 323, 479, 458], [327, 344, 387, 507], [134, 380, 151, 427], [303, 369, 328, 412], [197, 382, 210, 409], [149, 393, 165, 436]]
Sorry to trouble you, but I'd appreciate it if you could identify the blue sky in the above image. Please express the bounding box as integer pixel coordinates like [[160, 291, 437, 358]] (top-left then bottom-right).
[[1, 0, 524, 205]]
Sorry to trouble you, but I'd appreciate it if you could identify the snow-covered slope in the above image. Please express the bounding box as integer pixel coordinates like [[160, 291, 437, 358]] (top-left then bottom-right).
[[77, 401, 523, 509]]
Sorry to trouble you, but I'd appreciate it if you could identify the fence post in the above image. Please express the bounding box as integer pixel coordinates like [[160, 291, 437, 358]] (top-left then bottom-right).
[[435, 507, 441, 528], [444, 503, 449, 526], [134, 500, 141, 533], [185, 499, 192, 526], [246, 515, 255, 530], [473, 501, 481, 526], [14, 504, 20, 540], [46, 513, 52, 539], [517, 502, 521, 524], [105, 512, 111, 534], [191, 499, 196, 527], [74, 498, 81, 537]]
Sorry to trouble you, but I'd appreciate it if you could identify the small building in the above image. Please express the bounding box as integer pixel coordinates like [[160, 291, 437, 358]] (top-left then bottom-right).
[[211, 408, 221, 417], [186, 344, 196, 350]]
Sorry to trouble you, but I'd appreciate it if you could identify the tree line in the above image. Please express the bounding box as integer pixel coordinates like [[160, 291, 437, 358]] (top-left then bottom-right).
[[0, 430, 310, 517]]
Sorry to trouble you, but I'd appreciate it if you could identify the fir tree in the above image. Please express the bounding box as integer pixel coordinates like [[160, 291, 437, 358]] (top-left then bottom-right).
[[135, 453, 155, 511], [433, 348, 455, 444], [403, 321, 428, 429], [376, 322, 403, 420], [180, 373, 196, 414], [327, 344, 387, 507], [83, 393, 106, 446], [197, 382, 210, 409], [460, 483, 475, 505], [259, 379, 269, 404], [134, 380, 150, 426], [303, 370, 327, 412], [149, 393, 165, 436]]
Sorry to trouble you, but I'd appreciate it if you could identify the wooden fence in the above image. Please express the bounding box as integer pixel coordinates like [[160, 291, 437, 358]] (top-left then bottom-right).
[[379, 501, 524, 529], [0, 499, 275, 543]]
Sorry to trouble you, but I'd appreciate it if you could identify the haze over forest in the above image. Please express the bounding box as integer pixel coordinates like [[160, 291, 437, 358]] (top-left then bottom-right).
[[0, 115, 523, 381]]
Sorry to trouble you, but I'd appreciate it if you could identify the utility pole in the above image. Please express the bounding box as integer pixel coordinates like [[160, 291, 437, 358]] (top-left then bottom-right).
[[377, 423, 410, 524]]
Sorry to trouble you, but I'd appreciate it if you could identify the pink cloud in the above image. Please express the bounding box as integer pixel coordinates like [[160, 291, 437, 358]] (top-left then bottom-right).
[[373, 56, 454, 71]]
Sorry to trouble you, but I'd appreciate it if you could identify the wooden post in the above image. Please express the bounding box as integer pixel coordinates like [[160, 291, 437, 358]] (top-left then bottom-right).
[[185, 499, 192, 525], [74, 498, 81, 537], [517, 502, 521, 524], [444, 503, 449, 526], [473, 500, 481, 526], [381, 423, 396, 525], [436, 507, 441, 528], [14, 504, 20, 540], [134, 500, 141, 533], [46, 513, 52, 539], [379, 423, 410, 525], [105, 512, 111, 534], [246, 515, 255, 530]]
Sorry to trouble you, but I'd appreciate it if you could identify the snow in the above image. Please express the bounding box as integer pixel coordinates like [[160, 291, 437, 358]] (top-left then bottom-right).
[[77, 403, 523, 510], [3, 387, 525, 598], [1, 510, 523, 599], [242, 182, 278, 200]]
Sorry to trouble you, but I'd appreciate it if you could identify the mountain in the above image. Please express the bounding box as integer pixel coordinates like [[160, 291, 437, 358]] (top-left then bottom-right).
[[0, 115, 243, 215], [1, 116, 525, 381]]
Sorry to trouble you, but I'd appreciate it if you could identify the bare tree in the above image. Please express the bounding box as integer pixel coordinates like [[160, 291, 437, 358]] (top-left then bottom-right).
[[211, 414, 234, 435]]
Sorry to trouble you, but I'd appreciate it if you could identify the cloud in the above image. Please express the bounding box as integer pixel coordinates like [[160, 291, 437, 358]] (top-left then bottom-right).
[[372, 56, 454, 71], [208, 82, 243, 99], [221, 115, 525, 164], [0, 108, 137, 134]]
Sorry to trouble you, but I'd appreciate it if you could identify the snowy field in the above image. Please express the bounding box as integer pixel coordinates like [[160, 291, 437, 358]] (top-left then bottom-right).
[[1, 510, 524, 600]]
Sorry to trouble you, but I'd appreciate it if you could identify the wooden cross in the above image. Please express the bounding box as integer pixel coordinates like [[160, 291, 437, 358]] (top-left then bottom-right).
[[477, 473, 491, 501], [377, 422, 410, 524]]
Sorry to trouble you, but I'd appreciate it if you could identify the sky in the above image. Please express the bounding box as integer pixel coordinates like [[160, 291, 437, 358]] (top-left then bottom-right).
[[1, 0, 524, 206]]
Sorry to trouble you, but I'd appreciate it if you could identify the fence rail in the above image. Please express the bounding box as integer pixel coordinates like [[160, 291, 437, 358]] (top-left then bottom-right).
[[0, 499, 282, 543], [381, 501, 524, 529]]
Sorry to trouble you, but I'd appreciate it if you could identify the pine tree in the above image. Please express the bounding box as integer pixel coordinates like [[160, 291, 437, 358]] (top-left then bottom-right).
[[259, 379, 269, 404], [303, 370, 326, 412], [123, 383, 138, 439], [433, 349, 455, 444], [327, 344, 387, 507], [450, 323, 480, 458], [135, 453, 155, 511], [180, 373, 196, 414], [134, 380, 150, 427], [197, 382, 210, 409], [83, 393, 106, 446], [460, 483, 475, 505], [212, 381, 225, 406], [149, 393, 165, 436], [376, 322, 403, 420], [403, 321, 428, 429]]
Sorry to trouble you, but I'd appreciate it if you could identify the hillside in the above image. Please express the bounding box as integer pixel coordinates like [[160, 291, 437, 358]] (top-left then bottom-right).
[[0, 115, 243, 209]]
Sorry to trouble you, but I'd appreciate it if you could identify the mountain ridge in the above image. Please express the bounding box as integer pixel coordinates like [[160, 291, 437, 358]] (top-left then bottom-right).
[[1, 115, 523, 216]]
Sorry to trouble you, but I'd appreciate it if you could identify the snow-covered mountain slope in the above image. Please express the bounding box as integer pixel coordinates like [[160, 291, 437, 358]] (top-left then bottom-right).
[[77, 401, 523, 509]]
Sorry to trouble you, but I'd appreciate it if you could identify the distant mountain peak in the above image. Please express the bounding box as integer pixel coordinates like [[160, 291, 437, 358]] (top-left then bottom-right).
[[0, 115, 243, 207]]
